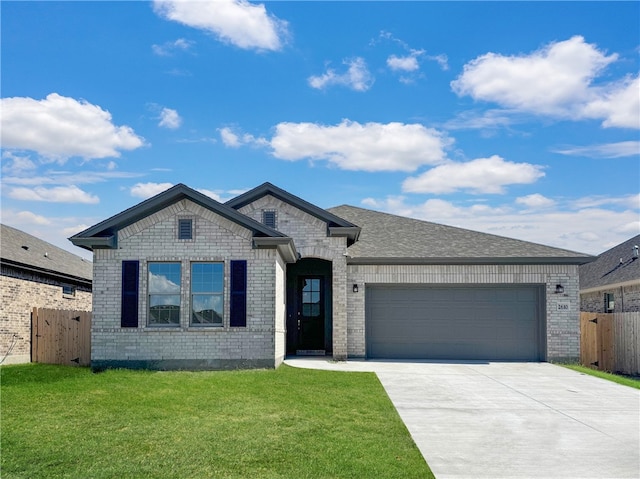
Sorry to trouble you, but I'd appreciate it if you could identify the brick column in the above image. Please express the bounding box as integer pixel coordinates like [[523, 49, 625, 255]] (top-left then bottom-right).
[[332, 255, 348, 360]]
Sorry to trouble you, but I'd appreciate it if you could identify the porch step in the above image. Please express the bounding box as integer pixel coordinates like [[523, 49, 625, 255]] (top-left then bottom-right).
[[296, 350, 326, 356]]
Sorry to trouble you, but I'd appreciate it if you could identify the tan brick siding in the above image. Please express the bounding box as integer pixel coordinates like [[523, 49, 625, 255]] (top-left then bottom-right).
[[1, 266, 92, 364]]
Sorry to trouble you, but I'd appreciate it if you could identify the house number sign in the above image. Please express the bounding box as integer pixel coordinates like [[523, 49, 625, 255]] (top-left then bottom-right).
[[556, 301, 570, 311]]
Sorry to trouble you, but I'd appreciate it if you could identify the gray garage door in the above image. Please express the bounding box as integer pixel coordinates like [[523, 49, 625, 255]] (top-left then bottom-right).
[[366, 285, 544, 361]]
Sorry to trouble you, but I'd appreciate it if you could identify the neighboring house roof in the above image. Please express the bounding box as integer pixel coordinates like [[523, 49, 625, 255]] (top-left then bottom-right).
[[69, 184, 298, 262], [327, 205, 595, 265], [1, 223, 92, 285], [226, 182, 361, 243], [579, 234, 640, 292]]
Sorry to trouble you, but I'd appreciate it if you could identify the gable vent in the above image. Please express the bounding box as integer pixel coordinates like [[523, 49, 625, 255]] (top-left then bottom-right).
[[262, 210, 277, 229]]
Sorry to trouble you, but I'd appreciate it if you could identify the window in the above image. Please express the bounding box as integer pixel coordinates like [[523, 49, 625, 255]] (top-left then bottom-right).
[[148, 263, 181, 326], [178, 218, 193, 240], [262, 210, 277, 229], [604, 293, 615, 313], [191, 263, 223, 326], [62, 285, 76, 297]]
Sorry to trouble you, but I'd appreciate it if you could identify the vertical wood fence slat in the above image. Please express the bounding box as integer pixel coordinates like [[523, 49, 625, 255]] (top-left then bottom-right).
[[30, 308, 91, 366], [580, 311, 640, 376]]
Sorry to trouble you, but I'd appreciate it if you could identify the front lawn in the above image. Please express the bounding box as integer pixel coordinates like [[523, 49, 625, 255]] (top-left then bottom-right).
[[1, 364, 433, 479]]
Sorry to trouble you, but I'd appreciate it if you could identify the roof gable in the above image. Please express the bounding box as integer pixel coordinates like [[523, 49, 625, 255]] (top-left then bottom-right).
[[70, 184, 287, 251], [579, 234, 640, 290], [226, 182, 360, 242], [328, 205, 595, 265], [1, 224, 92, 283]]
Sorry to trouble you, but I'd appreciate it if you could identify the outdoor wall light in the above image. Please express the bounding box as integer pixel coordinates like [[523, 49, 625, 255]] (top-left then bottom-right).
[[352, 284, 359, 293], [555, 284, 564, 294]]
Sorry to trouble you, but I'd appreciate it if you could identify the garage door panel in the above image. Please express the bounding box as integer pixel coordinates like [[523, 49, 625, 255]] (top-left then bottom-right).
[[366, 285, 543, 361]]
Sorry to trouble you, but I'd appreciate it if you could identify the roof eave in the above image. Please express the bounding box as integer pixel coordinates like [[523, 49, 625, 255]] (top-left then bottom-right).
[[253, 237, 298, 263], [69, 235, 116, 251], [0, 258, 92, 286], [328, 226, 361, 242], [346, 256, 596, 265], [580, 278, 640, 294]]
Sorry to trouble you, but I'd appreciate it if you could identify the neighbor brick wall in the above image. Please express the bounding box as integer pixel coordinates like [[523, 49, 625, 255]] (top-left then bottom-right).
[[238, 195, 349, 359], [581, 284, 640, 313], [1, 265, 91, 365], [347, 263, 580, 362], [91, 199, 281, 370]]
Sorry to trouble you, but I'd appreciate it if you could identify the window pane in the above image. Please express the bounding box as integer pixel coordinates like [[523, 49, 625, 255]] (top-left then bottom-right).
[[192, 294, 223, 325], [149, 263, 181, 293], [191, 263, 223, 293], [149, 294, 181, 324]]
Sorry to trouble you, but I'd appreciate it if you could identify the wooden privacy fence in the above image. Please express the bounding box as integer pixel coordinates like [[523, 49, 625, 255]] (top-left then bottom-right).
[[580, 312, 640, 376], [31, 308, 91, 366]]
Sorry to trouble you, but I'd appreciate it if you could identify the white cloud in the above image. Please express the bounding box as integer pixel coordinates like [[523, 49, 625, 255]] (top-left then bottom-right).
[[130, 182, 174, 199], [152, 38, 194, 56], [270, 120, 451, 172], [451, 36, 638, 128], [516, 193, 556, 209], [308, 58, 374, 92], [2, 210, 52, 225], [553, 141, 640, 158], [402, 155, 545, 194], [361, 194, 639, 255], [7, 185, 99, 204], [0, 93, 145, 161], [219, 127, 241, 147], [153, 0, 288, 52], [387, 54, 420, 72], [218, 126, 268, 148], [582, 76, 640, 129], [427, 53, 449, 71], [158, 107, 183, 129], [1, 152, 37, 175]]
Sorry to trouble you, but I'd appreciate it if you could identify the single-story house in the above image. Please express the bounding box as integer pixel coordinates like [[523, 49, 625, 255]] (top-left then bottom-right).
[[70, 182, 594, 370], [580, 234, 640, 313], [1, 224, 93, 365]]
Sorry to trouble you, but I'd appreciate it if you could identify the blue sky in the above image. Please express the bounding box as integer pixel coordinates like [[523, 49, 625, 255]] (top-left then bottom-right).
[[1, 1, 639, 260]]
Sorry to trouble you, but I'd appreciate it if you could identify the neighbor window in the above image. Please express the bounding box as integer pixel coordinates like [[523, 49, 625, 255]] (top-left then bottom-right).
[[148, 262, 181, 326], [178, 218, 193, 240], [604, 293, 614, 313], [62, 285, 76, 297], [262, 210, 277, 229], [191, 262, 224, 326]]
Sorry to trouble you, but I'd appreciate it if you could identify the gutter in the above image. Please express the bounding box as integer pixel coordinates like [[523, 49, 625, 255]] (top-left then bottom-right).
[[0, 258, 92, 287], [346, 256, 596, 266]]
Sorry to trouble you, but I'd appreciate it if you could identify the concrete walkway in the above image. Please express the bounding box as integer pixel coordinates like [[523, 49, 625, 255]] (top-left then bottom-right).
[[285, 358, 640, 479]]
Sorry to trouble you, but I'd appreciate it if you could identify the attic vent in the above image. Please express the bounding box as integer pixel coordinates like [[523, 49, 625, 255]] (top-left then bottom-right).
[[178, 218, 193, 240], [262, 210, 277, 229], [21, 245, 29, 251]]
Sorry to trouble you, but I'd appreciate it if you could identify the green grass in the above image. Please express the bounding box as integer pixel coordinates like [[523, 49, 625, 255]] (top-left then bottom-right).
[[1, 364, 433, 479], [562, 364, 640, 389]]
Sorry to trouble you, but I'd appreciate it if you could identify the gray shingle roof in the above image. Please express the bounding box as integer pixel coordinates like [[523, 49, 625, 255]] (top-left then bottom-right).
[[1, 224, 92, 283], [579, 234, 640, 290], [327, 205, 594, 264]]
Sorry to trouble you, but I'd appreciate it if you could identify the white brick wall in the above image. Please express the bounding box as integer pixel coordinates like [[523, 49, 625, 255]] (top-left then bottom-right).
[[91, 200, 281, 369], [347, 263, 580, 361]]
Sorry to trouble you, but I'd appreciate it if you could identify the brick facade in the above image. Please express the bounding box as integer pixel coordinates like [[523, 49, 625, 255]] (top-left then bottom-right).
[[0, 265, 92, 365], [581, 284, 640, 313], [346, 264, 580, 362], [91, 199, 283, 370]]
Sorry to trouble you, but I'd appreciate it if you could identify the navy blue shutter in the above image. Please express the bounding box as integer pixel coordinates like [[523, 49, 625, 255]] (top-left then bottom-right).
[[230, 260, 247, 327], [121, 260, 139, 328]]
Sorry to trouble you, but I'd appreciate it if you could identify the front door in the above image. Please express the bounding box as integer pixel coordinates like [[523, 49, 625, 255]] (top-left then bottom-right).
[[297, 276, 325, 351]]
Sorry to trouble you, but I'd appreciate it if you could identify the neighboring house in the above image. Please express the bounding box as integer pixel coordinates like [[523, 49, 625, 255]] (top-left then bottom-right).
[[1, 224, 92, 365], [70, 183, 594, 371], [579, 234, 640, 313]]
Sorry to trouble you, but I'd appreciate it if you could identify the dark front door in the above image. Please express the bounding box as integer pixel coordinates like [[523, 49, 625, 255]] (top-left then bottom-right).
[[297, 276, 325, 351]]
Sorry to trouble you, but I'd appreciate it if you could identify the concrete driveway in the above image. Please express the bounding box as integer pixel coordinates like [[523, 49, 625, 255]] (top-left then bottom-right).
[[285, 359, 640, 479]]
